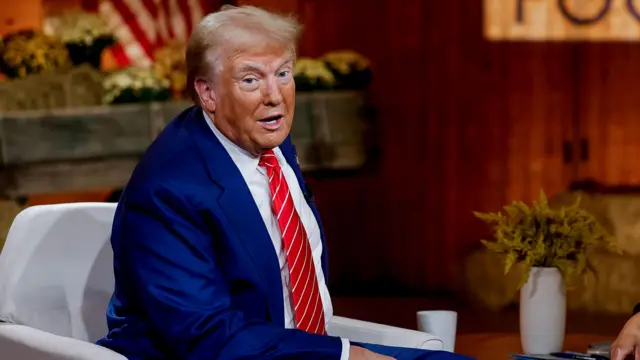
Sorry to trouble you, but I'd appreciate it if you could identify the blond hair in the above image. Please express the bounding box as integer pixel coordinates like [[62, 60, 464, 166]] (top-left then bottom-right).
[[186, 5, 302, 103]]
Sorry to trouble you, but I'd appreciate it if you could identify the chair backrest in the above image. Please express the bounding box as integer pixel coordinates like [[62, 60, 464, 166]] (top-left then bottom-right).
[[0, 203, 117, 343]]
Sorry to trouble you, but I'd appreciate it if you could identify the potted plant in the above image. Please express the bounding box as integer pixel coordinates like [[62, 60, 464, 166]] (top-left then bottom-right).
[[320, 50, 372, 90], [44, 11, 116, 68], [0, 30, 71, 78], [474, 190, 617, 354], [293, 57, 336, 91], [153, 41, 188, 99], [293, 51, 372, 91], [103, 67, 171, 105]]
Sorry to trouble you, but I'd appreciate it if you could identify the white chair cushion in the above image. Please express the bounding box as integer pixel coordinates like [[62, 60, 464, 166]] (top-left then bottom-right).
[[0, 203, 117, 342]]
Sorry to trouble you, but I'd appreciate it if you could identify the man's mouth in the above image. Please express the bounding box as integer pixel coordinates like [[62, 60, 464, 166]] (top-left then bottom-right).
[[258, 114, 284, 129]]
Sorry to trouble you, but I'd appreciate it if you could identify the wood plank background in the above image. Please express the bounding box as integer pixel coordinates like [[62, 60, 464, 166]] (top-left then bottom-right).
[[267, 0, 640, 294], [269, 0, 571, 293], [7, 0, 640, 295]]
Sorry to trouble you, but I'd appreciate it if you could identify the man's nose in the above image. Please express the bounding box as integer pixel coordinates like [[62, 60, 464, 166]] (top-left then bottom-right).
[[262, 77, 283, 106]]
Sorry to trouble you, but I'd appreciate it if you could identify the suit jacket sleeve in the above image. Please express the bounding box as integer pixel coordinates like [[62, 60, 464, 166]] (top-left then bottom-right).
[[118, 184, 343, 360]]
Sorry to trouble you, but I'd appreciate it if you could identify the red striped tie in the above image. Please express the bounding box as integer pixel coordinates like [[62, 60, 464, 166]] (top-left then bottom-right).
[[259, 150, 326, 334]]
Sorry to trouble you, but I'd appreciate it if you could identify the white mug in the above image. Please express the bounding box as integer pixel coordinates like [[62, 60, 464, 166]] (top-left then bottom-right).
[[416, 310, 457, 352]]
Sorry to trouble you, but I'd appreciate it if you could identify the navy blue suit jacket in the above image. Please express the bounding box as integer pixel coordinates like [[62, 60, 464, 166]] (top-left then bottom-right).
[[97, 107, 343, 359]]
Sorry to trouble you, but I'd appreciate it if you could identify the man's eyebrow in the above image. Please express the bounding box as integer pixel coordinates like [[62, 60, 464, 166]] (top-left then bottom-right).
[[278, 57, 295, 68], [235, 57, 295, 74], [236, 63, 265, 73]]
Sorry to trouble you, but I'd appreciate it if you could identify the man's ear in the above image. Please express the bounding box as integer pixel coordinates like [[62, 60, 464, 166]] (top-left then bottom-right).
[[194, 78, 217, 113]]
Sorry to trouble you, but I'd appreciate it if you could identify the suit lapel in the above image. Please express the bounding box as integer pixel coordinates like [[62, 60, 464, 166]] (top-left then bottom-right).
[[279, 137, 310, 200], [184, 108, 285, 326]]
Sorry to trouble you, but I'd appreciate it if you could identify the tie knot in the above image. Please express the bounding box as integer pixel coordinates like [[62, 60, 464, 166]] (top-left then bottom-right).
[[259, 149, 279, 169]]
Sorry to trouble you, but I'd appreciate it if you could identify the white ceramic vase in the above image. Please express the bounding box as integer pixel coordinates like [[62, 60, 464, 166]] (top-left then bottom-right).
[[520, 266, 566, 354]]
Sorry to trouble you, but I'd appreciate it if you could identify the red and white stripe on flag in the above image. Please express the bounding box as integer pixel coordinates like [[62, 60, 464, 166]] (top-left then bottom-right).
[[98, 0, 205, 67]]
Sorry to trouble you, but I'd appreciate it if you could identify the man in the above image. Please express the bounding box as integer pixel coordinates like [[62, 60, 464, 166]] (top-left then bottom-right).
[[97, 5, 473, 360], [612, 306, 640, 360]]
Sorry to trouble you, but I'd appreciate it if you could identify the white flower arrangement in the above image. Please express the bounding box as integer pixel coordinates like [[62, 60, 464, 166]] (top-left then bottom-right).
[[44, 11, 114, 46], [103, 67, 171, 104]]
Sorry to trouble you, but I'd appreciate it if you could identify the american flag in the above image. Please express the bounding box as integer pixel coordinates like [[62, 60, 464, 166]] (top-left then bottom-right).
[[98, 0, 208, 67]]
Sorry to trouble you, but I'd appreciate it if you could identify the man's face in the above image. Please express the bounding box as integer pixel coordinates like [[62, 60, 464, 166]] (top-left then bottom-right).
[[212, 44, 295, 156]]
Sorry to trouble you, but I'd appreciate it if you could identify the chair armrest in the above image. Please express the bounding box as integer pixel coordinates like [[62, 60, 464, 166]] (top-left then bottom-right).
[[0, 323, 127, 360], [327, 316, 443, 351]]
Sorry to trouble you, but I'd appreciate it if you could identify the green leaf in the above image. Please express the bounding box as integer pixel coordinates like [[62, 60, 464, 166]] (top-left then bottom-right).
[[504, 252, 518, 274]]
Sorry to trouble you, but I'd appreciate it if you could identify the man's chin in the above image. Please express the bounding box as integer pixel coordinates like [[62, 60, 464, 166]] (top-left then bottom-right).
[[257, 128, 290, 149]]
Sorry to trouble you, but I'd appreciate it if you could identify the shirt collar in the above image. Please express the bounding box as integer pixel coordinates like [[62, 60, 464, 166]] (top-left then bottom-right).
[[203, 110, 285, 182]]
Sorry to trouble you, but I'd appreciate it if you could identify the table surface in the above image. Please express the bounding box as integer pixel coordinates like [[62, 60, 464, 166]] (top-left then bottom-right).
[[455, 333, 613, 360]]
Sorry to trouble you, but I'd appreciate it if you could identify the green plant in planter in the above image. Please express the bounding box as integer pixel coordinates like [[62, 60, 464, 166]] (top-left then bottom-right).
[[473, 190, 618, 288]]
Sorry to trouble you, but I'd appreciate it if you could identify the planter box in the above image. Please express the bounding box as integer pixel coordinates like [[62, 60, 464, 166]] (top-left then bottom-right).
[[0, 91, 368, 198], [296, 91, 366, 170]]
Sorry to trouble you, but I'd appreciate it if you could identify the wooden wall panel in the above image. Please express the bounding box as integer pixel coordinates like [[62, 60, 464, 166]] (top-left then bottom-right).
[[286, 0, 577, 293], [502, 44, 575, 204], [576, 44, 640, 185], [237, 0, 297, 13], [290, 0, 493, 291]]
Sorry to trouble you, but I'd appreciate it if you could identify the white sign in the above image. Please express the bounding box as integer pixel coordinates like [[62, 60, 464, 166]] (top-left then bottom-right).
[[485, 0, 640, 41]]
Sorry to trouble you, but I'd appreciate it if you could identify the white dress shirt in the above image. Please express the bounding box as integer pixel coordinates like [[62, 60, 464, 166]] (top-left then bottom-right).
[[204, 112, 350, 359]]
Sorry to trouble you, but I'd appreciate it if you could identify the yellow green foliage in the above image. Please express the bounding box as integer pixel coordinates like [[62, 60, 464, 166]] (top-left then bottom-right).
[[474, 190, 618, 288]]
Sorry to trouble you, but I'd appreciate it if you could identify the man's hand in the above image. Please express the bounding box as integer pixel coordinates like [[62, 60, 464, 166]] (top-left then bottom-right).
[[349, 346, 396, 360], [612, 313, 640, 360]]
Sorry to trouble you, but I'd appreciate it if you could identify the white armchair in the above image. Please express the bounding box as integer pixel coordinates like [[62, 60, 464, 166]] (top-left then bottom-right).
[[0, 203, 442, 359]]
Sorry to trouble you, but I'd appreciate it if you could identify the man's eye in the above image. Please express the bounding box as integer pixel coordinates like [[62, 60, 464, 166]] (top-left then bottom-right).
[[242, 78, 257, 84], [278, 71, 290, 77]]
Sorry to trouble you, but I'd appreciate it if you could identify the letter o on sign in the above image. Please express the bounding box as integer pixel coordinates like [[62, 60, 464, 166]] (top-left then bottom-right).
[[558, 0, 611, 25]]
